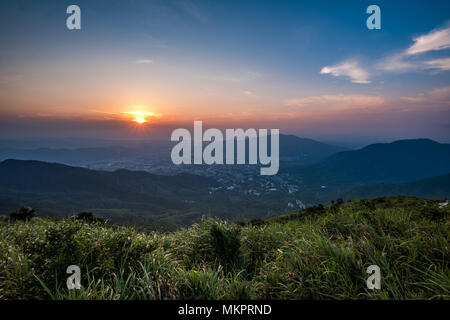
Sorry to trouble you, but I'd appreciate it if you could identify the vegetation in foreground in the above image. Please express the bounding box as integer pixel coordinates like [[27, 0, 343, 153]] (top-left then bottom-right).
[[0, 196, 448, 300]]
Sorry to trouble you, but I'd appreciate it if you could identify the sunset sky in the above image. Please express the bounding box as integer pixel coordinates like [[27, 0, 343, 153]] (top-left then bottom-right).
[[0, 0, 449, 145]]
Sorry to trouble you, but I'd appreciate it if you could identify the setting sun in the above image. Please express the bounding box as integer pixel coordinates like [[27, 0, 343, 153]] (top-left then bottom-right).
[[133, 115, 147, 124], [123, 110, 160, 124]]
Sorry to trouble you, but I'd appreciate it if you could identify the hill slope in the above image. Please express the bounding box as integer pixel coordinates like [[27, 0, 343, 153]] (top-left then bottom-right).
[[0, 159, 220, 225], [1, 196, 447, 300], [0, 160, 297, 226], [344, 173, 450, 200], [0, 159, 216, 196], [278, 134, 346, 161], [286, 139, 450, 185]]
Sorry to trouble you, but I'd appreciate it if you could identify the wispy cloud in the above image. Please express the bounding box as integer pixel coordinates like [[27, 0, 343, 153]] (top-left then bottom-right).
[[284, 87, 450, 120], [401, 86, 450, 105], [378, 25, 450, 73], [376, 53, 416, 72], [285, 94, 385, 111], [325, 25, 450, 81], [406, 26, 450, 55], [134, 59, 153, 64], [320, 60, 371, 84], [424, 57, 450, 71], [377, 54, 450, 73]]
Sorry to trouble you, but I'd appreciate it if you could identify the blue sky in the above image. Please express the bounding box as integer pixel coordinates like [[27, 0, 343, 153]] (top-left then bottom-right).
[[0, 0, 449, 145]]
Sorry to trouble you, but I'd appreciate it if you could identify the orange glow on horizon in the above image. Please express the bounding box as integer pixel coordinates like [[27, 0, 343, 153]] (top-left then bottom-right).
[[123, 109, 161, 125], [133, 115, 147, 124]]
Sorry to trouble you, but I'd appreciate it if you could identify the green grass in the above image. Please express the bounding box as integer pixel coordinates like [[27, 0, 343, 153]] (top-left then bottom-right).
[[0, 196, 448, 300]]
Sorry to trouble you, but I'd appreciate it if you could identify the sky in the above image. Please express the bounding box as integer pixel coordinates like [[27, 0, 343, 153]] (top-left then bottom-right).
[[0, 0, 449, 146]]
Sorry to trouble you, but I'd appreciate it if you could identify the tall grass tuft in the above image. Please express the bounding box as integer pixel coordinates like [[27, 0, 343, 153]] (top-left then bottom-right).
[[0, 196, 448, 300]]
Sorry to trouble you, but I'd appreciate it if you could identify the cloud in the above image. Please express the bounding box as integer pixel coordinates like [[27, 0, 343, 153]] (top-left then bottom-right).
[[378, 54, 450, 73], [285, 94, 385, 112], [376, 53, 416, 72], [283, 87, 450, 125], [424, 57, 450, 71], [135, 59, 153, 64], [406, 27, 450, 55], [401, 86, 450, 105], [320, 60, 371, 84], [377, 25, 450, 73]]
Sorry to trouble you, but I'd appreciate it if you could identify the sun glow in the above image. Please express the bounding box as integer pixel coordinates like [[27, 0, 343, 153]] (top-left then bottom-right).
[[133, 115, 147, 124], [123, 110, 159, 124]]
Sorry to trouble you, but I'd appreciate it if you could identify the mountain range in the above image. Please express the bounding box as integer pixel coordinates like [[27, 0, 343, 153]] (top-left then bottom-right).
[[0, 137, 449, 227], [285, 139, 450, 185], [0, 134, 346, 167]]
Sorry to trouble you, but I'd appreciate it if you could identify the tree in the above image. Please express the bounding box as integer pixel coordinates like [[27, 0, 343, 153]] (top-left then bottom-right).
[[75, 211, 103, 223], [10, 207, 36, 222]]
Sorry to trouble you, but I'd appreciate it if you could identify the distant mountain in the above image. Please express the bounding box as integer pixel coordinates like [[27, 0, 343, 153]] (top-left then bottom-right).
[[286, 139, 450, 185], [0, 142, 171, 166], [0, 159, 216, 196], [278, 135, 346, 162], [0, 135, 345, 167], [0, 159, 223, 225], [2, 139, 448, 226], [343, 174, 450, 200], [0, 146, 130, 165], [0, 160, 293, 226]]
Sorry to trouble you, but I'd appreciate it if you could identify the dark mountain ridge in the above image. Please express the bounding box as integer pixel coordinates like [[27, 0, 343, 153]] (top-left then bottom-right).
[[0, 159, 216, 196], [0, 134, 346, 166], [286, 139, 450, 185]]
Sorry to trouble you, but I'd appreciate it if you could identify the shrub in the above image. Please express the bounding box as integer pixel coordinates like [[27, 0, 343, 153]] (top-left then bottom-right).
[[74, 212, 104, 223], [419, 205, 446, 222], [10, 207, 35, 222], [210, 224, 241, 270]]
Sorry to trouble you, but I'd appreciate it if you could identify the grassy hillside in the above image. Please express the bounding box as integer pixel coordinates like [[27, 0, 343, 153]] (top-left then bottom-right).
[[344, 174, 450, 200], [0, 196, 448, 300]]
